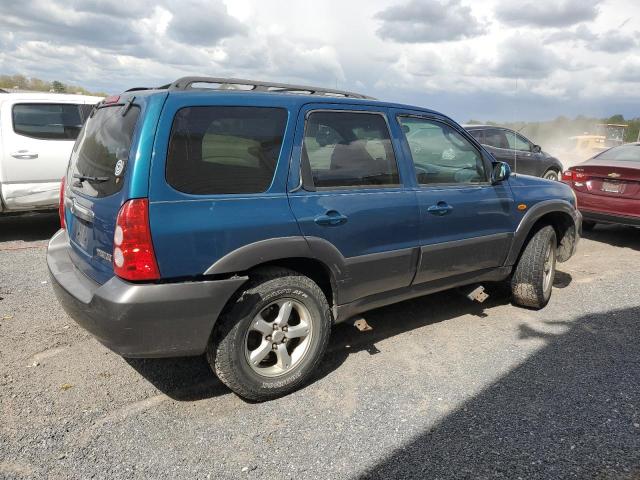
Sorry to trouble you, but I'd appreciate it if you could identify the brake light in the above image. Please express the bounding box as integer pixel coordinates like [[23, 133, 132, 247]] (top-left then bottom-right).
[[59, 177, 66, 229], [104, 95, 120, 104], [562, 170, 587, 182], [113, 199, 160, 281]]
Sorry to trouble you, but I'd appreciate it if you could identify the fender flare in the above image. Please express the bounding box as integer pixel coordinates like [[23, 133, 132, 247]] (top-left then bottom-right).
[[204, 236, 347, 283], [505, 199, 579, 266]]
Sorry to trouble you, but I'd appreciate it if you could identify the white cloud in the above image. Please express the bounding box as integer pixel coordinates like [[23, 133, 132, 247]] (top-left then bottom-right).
[[495, 0, 601, 28], [375, 0, 482, 43], [0, 0, 639, 121]]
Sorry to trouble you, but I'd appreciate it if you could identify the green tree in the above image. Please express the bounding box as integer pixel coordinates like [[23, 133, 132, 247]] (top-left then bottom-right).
[[51, 80, 66, 93]]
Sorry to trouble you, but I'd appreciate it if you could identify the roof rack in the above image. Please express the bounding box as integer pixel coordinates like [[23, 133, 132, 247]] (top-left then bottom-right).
[[157, 76, 375, 99]]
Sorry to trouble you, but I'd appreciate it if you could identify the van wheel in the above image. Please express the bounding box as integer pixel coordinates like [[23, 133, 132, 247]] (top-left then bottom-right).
[[207, 268, 331, 401], [543, 169, 559, 181], [511, 225, 557, 309]]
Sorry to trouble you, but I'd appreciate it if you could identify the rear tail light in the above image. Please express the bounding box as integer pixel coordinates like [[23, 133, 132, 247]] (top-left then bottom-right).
[[113, 198, 160, 281], [59, 177, 66, 229], [562, 170, 587, 182]]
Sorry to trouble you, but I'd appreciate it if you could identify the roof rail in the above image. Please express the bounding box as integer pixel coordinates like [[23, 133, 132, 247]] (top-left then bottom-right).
[[161, 76, 375, 99]]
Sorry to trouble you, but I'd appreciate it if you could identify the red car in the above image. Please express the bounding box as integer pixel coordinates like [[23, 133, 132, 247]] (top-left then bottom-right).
[[562, 143, 640, 230]]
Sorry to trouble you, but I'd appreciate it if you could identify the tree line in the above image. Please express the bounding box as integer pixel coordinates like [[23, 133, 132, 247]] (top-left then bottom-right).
[[0, 74, 106, 96]]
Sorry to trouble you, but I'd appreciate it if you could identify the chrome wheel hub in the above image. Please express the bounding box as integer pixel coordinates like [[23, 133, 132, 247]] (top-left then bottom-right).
[[244, 299, 312, 378]]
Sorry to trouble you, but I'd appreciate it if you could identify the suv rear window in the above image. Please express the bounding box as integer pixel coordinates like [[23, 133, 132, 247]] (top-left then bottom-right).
[[12, 103, 93, 140], [69, 105, 140, 198], [166, 107, 287, 195]]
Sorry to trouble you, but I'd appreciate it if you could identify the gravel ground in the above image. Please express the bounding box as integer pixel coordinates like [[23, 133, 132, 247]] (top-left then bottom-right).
[[0, 212, 639, 479]]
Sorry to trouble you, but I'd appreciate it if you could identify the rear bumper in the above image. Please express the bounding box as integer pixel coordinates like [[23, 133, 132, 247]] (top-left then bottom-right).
[[580, 210, 640, 227], [47, 229, 248, 357]]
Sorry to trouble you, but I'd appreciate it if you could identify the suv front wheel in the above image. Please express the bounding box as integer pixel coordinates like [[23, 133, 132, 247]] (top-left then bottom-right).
[[511, 225, 557, 309], [208, 268, 332, 401]]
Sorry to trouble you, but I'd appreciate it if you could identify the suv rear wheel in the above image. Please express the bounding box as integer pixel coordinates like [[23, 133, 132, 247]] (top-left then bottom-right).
[[511, 225, 557, 309], [208, 268, 331, 401], [543, 169, 560, 181]]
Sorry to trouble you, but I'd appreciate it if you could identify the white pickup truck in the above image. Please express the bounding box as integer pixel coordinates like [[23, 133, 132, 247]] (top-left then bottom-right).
[[0, 91, 102, 213]]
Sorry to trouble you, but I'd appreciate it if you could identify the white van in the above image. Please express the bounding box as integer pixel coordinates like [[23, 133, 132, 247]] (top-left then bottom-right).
[[0, 92, 102, 213]]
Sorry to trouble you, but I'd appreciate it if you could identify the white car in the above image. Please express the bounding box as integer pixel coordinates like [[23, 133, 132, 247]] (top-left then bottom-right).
[[0, 91, 102, 213]]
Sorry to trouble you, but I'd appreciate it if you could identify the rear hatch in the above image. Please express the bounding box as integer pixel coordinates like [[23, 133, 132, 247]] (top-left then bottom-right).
[[63, 101, 142, 284]]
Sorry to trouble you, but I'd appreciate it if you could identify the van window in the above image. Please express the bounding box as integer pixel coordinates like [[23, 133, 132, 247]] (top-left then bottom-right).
[[12, 103, 92, 140], [303, 111, 399, 189], [69, 105, 140, 198], [166, 107, 287, 195]]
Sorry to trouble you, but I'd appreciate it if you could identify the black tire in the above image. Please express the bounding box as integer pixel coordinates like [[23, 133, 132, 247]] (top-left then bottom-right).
[[582, 220, 596, 231], [543, 169, 560, 181], [207, 267, 331, 401], [511, 225, 557, 309]]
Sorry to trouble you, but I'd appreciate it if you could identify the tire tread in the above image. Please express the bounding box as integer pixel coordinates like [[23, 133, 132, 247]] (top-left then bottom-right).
[[511, 225, 556, 309]]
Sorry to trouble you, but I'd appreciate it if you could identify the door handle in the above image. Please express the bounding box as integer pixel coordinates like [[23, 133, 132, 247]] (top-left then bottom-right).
[[427, 201, 453, 216], [314, 210, 348, 226], [70, 198, 94, 223], [11, 150, 39, 159]]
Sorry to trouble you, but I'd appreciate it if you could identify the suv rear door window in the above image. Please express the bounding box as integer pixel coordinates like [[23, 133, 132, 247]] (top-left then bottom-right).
[[468, 129, 484, 143], [483, 128, 510, 149], [12, 103, 91, 140], [69, 104, 140, 198], [303, 111, 399, 189], [166, 107, 287, 195]]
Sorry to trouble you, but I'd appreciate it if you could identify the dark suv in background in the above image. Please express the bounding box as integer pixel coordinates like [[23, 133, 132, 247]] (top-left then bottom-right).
[[465, 125, 563, 181]]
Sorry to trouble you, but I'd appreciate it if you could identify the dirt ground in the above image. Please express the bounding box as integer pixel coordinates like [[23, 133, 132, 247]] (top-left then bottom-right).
[[1, 213, 639, 479]]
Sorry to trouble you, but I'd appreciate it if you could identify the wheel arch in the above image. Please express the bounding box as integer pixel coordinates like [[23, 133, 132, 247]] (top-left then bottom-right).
[[507, 200, 579, 265], [204, 236, 345, 312]]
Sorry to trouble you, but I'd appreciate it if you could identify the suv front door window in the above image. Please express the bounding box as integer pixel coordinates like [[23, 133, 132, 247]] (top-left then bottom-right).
[[503, 129, 538, 175]]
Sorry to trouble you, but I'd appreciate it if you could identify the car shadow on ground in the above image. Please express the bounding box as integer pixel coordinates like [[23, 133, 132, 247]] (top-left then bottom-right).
[[129, 282, 517, 401], [128, 276, 576, 402], [582, 224, 639, 251], [125, 356, 230, 401], [358, 305, 640, 479], [0, 212, 59, 243]]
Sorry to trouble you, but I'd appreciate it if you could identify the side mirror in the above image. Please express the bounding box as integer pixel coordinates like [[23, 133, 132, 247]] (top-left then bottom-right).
[[492, 161, 511, 184], [532, 144, 542, 153]]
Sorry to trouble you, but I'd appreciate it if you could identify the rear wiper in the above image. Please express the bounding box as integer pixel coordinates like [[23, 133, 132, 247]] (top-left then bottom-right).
[[73, 173, 109, 183]]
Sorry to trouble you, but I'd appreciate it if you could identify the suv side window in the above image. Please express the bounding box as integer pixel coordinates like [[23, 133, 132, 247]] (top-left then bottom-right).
[[398, 116, 487, 185], [483, 128, 510, 149], [166, 106, 287, 195], [12, 103, 89, 140], [303, 111, 399, 189], [468, 129, 484, 143], [505, 131, 532, 152]]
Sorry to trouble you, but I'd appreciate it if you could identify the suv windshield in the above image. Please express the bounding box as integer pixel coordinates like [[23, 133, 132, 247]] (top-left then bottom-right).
[[69, 105, 140, 198]]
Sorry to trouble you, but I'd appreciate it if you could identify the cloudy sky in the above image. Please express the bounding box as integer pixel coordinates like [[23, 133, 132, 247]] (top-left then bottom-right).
[[0, 0, 638, 122]]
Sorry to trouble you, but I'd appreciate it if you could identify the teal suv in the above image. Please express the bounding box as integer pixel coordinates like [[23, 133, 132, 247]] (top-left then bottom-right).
[[48, 77, 581, 400]]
